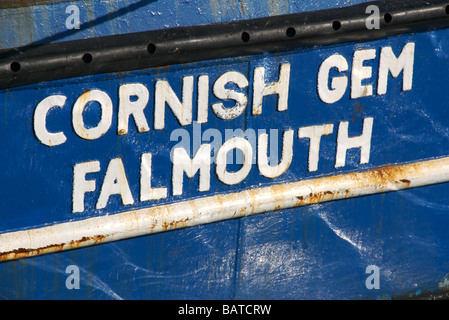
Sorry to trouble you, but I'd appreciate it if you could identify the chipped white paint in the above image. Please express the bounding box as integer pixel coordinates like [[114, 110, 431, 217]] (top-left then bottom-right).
[[377, 42, 415, 95], [298, 124, 334, 172], [212, 71, 249, 120], [252, 63, 290, 115], [258, 129, 294, 178], [351, 48, 376, 99], [154, 76, 194, 130], [72, 89, 113, 140], [317, 42, 415, 103], [34, 95, 68, 147], [2, 156, 449, 261], [216, 137, 252, 185], [117, 83, 150, 135], [335, 117, 374, 168]]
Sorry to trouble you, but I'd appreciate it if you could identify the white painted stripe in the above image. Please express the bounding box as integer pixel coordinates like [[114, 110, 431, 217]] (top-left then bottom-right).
[[2, 156, 449, 261]]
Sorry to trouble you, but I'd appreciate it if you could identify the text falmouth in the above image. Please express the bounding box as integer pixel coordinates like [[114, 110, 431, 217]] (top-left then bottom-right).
[[32, 43, 414, 213]]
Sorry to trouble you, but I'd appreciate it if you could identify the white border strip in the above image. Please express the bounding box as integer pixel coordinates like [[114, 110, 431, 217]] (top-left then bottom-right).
[[2, 156, 449, 261]]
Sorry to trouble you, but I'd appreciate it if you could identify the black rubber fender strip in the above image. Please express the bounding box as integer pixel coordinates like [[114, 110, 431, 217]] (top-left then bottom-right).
[[0, 0, 449, 89]]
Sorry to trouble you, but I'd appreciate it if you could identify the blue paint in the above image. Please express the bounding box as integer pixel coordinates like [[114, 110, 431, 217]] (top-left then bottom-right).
[[1, 0, 449, 300]]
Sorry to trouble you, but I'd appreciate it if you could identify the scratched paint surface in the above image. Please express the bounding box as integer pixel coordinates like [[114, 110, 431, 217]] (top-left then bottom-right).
[[2, 0, 449, 300]]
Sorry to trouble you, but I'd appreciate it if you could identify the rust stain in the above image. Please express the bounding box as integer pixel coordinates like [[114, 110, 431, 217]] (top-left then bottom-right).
[[239, 0, 246, 17], [293, 162, 421, 207], [0, 234, 107, 261], [295, 191, 336, 206], [161, 217, 191, 231]]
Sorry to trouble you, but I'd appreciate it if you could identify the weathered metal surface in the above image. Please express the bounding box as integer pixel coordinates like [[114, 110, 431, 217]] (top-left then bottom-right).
[[1, 156, 449, 262], [2, 0, 449, 300]]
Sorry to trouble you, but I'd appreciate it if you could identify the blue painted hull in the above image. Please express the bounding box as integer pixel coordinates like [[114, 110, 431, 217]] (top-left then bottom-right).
[[1, 0, 449, 300]]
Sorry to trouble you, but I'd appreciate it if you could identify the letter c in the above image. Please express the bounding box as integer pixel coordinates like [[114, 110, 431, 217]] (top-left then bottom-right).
[[34, 95, 67, 146]]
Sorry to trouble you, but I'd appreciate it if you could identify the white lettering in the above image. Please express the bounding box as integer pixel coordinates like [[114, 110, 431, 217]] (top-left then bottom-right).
[[197, 75, 209, 123], [72, 89, 113, 140], [317, 54, 348, 104], [154, 76, 193, 129], [377, 42, 415, 95], [118, 83, 150, 135], [335, 117, 374, 168], [351, 49, 376, 99], [172, 144, 211, 196], [252, 63, 290, 115], [258, 129, 294, 178], [212, 71, 249, 120], [34, 95, 67, 146], [298, 124, 334, 172], [73, 160, 100, 213], [140, 153, 167, 201], [96, 158, 134, 209], [216, 137, 252, 185]]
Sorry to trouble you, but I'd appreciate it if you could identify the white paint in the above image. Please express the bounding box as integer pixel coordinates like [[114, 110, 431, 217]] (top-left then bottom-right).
[[154, 76, 193, 129], [72, 89, 113, 140], [211, 71, 249, 120], [118, 83, 150, 135], [34, 63, 294, 146], [34, 95, 67, 147], [4, 157, 449, 261], [298, 124, 334, 172], [72, 160, 100, 213], [351, 49, 376, 99], [335, 117, 374, 168], [216, 137, 252, 185], [318, 42, 415, 103], [140, 153, 167, 201], [172, 144, 211, 196], [317, 54, 348, 104], [224, 128, 257, 164], [377, 42, 415, 95], [96, 158, 134, 210], [197, 75, 209, 123], [258, 129, 294, 178], [252, 63, 290, 115]]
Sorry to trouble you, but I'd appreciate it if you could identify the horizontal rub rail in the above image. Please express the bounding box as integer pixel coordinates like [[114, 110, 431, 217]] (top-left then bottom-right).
[[1, 0, 449, 89], [1, 157, 449, 261]]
